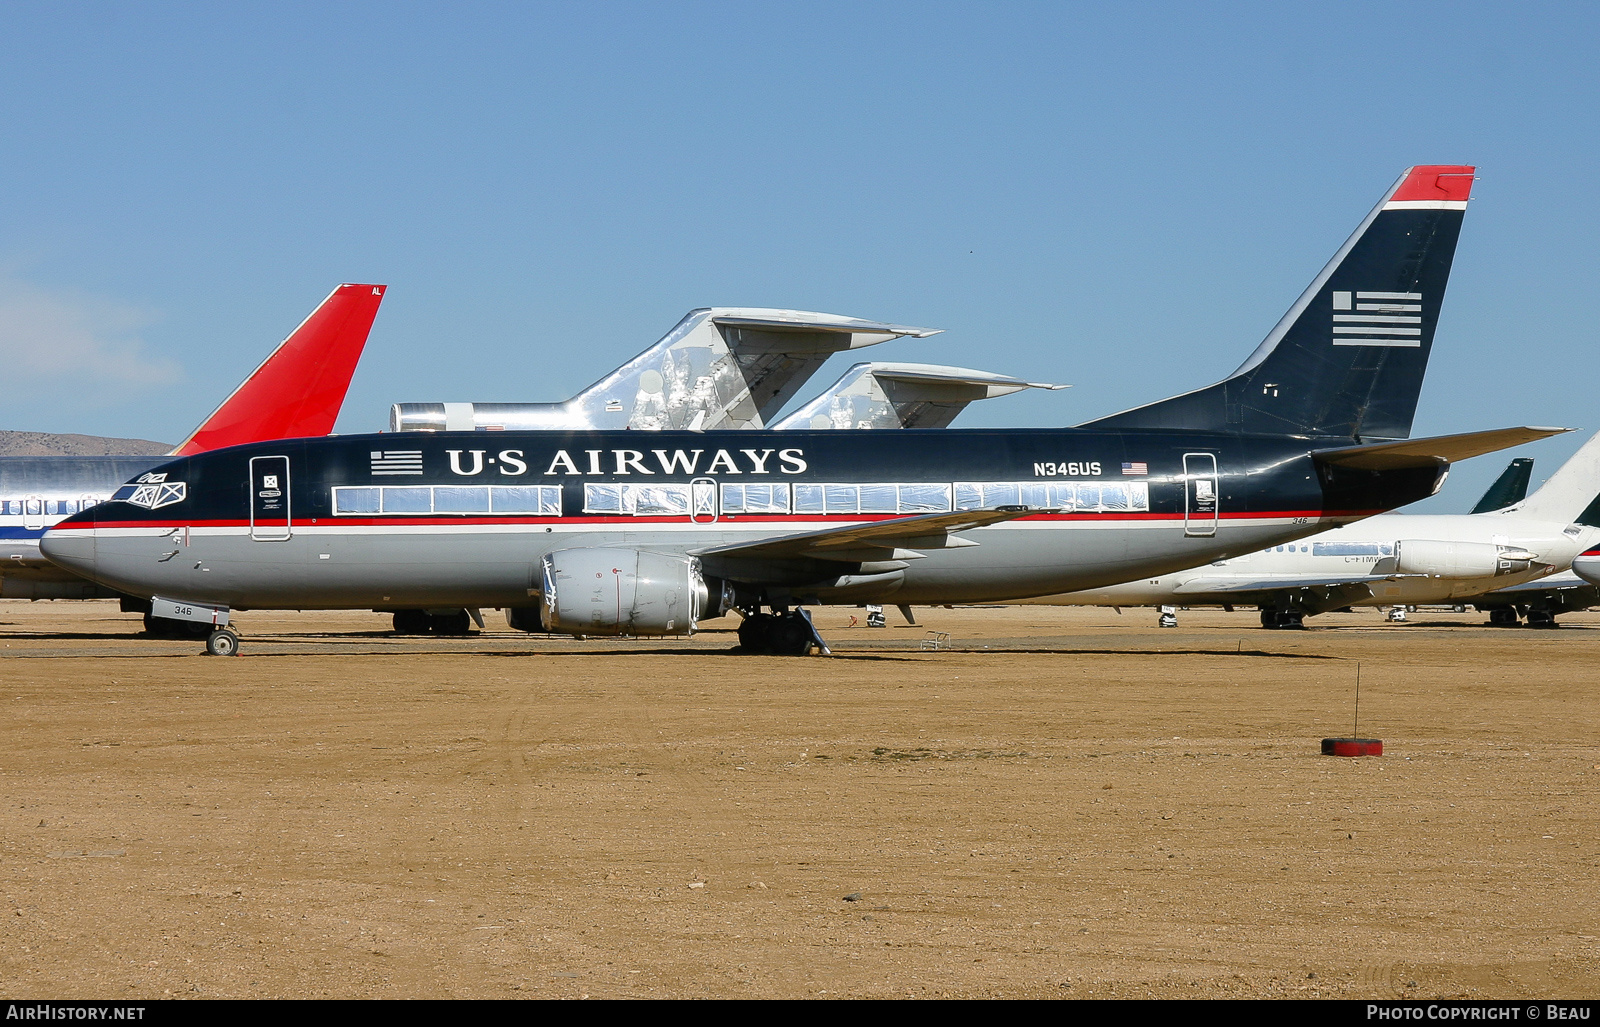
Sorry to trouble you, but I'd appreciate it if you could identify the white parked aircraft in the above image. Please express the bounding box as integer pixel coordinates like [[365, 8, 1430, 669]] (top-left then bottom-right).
[[1028, 430, 1600, 629], [771, 362, 1066, 430], [387, 307, 942, 433]]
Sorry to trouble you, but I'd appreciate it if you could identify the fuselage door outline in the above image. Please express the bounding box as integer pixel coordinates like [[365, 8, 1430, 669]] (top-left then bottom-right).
[[1183, 452, 1219, 537], [249, 455, 292, 542], [690, 477, 718, 524]]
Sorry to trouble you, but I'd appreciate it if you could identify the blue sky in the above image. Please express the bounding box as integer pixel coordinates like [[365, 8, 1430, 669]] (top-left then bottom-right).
[[2, 1, 1596, 509]]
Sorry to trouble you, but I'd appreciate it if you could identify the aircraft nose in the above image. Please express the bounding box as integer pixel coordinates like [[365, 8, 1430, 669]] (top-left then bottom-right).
[[40, 525, 95, 576]]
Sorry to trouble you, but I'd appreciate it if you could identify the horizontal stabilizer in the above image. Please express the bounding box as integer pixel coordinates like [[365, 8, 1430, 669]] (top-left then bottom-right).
[[772, 362, 1067, 430], [173, 284, 386, 456], [1312, 426, 1569, 470], [694, 506, 1046, 562], [708, 314, 940, 340]]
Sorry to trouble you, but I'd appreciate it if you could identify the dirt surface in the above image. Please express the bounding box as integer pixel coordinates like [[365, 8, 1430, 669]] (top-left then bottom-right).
[[1, 599, 1597, 999]]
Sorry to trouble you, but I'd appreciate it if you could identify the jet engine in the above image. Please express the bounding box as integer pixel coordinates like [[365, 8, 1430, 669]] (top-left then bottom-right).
[[540, 548, 728, 636], [1393, 539, 1536, 578]]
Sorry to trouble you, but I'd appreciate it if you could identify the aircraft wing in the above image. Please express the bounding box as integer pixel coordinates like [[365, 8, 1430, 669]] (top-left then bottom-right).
[[1168, 576, 1384, 615], [1467, 572, 1600, 615], [1476, 572, 1596, 597], [694, 506, 1047, 562]]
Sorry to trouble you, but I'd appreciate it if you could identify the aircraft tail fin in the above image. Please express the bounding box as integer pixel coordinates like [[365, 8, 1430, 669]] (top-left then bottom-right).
[[389, 308, 939, 433], [770, 362, 1066, 430], [170, 284, 386, 456], [1469, 458, 1535, 514], [1080, 165, 1475, 441], [1499, 430, 1600, 525]]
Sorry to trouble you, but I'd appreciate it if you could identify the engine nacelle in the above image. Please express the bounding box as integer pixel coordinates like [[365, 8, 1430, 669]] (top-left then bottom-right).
[[1393, 539, 1533, 578], [540, 548, 711, 636]]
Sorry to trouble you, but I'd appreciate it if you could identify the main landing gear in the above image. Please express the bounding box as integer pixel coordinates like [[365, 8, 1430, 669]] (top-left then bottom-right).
[[391, 609, 475, 635], [1259, 609, 1305, 630], [737, 609, 831, 656], [143, 613, 212, 639]]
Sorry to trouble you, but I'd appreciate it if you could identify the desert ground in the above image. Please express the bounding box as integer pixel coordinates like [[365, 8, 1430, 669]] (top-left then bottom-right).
[[1, 598, 1596, 1000]]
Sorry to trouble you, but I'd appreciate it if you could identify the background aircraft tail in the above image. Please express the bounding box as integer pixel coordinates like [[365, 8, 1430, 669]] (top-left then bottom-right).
[[770, 362, 1065, 430], [1498, 430, 1600, 525], [171, 284, 386, 456], [389, 308, 940, 433], [1469, 458, 1535, 514], [1080, 165, 1475, 441]]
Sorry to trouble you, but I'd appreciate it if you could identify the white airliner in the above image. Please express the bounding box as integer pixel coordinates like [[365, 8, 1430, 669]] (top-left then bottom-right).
[[1028, 430, 1600, 628], [387, 307, 944, 433]]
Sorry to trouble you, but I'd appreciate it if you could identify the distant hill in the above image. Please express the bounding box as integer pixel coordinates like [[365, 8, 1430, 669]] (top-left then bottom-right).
[[0, 431, 173, 456]]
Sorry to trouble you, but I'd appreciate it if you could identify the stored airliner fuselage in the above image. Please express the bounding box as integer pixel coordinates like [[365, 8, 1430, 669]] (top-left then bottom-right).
[[44, 426, 1465, 622]]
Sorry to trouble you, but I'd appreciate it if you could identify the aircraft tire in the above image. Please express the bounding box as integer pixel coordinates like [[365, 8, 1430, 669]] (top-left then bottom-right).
[[737, 613, 772, 653], [1259, 610, 1278, 630], [393, 610, 432, 635], [205, 629, 239, 657], [771, 615, 813, 657], [1488, 608, 1520, 627], [1526, 610, 1558, 629], [431, 610, 473, 636]]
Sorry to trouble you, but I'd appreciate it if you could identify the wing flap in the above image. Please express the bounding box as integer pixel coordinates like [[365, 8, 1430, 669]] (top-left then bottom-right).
[[694, 506, 1046, 562]]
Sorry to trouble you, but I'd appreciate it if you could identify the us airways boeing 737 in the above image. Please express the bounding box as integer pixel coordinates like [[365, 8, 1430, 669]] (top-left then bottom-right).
[[46, 165, 1554, 656], [1, 284, 385, 625]]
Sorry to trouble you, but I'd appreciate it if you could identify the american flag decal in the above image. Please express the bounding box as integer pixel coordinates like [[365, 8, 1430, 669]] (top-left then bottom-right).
[[370, 450, 424, 476], [1122, 462, 1148, 475], [1331, 291, 1424, 348]]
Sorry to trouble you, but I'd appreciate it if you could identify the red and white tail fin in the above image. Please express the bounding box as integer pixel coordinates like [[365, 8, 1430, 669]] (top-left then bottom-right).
[[169, 284, 386, 456]]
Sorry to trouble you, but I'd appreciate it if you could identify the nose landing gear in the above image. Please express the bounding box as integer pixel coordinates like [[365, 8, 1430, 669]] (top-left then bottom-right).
[[204, 628, 240, 656]]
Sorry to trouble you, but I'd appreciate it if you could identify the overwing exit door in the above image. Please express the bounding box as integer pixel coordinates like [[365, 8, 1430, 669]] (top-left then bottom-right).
[[1183, 453, 1218, 537], [250, 455, 292, 541]]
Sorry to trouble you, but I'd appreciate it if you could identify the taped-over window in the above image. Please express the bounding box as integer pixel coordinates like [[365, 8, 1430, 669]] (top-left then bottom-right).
[[955, 480, 1148, 513], [334, 487, 380, 514], [434, 487, 491, 514], [332, 485, 562, 516], [382, 487, 432, 514], [1313, 541, 1393, 557], [897, 484, 951, 513], [721, 483, 790, 514], [583, 483, 691, 516], [492, 486, 562, 515]]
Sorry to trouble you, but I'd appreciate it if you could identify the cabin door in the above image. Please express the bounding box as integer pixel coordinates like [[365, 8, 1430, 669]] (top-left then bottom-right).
[[250, 455, 292, 541], [690, 477, 718, 523], [1183, 453, 1219, 537]]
